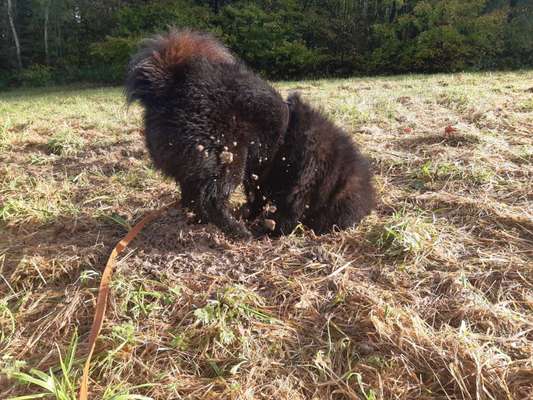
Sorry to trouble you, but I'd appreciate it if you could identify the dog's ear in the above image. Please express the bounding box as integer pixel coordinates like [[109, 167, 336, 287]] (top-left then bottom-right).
[[286, 91, 302, 105], [125, 43, 174, 106]]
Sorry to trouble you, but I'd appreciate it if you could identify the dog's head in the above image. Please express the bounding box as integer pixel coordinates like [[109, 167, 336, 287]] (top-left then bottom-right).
[[125, 29, 235, 107]]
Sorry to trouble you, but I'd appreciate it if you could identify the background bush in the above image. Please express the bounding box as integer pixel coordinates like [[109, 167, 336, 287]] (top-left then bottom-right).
[[17, 64, 54, 87], [0, 0, 531, 87]]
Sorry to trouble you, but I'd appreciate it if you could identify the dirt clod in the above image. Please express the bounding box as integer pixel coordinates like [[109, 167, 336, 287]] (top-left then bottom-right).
[[220, 150, 234, 164], [263, 219, 276, 231]]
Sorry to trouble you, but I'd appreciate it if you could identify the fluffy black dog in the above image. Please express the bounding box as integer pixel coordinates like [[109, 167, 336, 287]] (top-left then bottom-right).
[[249, 91, 375, 235], [126, 30, 374, 238]]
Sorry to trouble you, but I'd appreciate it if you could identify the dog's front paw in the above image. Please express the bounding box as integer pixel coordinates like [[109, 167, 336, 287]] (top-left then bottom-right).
[[227, 223, 253, 241]]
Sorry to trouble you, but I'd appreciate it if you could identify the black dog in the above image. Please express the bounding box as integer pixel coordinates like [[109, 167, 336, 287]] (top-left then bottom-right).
[[248, 91, 375, 235], [126, 30, 374, 238]]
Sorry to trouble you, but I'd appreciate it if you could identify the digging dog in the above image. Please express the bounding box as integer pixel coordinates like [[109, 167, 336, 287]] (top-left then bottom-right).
[[126, 29, 374, 238], [247, 91, 375, 235]]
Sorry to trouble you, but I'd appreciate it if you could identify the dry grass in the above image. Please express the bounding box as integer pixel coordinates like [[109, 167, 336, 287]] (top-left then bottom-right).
[[1, 71, 532, 399]]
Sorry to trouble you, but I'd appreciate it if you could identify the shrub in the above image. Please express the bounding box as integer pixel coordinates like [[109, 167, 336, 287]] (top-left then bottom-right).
[[0, 71, 14, 90], [219, 3, 322, 78], [47, 131, 84, 156], [17, 65, 54, 87], [369, 211, 435, 258], [114, 0, 212, 36], [89, 36, 139, 83]]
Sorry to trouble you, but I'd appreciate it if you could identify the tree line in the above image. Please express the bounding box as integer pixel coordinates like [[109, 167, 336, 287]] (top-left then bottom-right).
[[1, 0, 532, 87]]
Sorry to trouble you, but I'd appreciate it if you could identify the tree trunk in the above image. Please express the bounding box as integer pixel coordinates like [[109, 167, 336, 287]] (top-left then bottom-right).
[[390, 0, 397, 23], [508, 0, 517, 22], [56, 15, 62, 58], [7, 0, 23, 70], [44, 0, 50, 65]]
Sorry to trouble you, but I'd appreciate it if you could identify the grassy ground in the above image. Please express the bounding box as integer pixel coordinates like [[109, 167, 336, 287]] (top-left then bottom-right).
[[0, 71, 532, 399]]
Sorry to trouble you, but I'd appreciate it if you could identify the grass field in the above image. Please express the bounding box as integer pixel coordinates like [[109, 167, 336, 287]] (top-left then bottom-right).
[[1, 71, 532, 399]]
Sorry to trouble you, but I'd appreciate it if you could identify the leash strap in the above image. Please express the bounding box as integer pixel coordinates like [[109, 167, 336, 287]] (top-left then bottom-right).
[[79, 202, 176, 400]]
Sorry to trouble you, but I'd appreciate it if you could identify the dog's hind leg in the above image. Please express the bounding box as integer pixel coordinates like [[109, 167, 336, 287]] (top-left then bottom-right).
[[264, 197, 306, 236], [269, 163, 318, 235], [242, 186, 266, 222]]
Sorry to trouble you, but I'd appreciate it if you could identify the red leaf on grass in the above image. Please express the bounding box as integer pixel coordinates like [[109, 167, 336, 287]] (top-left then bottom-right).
[[444, 125, 457, 136]]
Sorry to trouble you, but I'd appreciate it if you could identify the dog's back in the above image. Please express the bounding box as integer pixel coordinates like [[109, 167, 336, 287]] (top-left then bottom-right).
[[255, 92, 375, 235]]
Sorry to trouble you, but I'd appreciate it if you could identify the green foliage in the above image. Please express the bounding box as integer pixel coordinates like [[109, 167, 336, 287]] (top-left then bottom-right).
[[114, 0, 211, 36], [2, 329, 155, 399], [46, 131, 84, 156], [0, 70, 13, 90], [0, 0, 531, 87], [194, 285, 278, 345], [371, 0, 508, 73], [90, 36, 139, 83], [17, 65, 54, 87], [503, 0, 533, 66], [3, 332, 79, 400], [369, 210, 435, 258], [219, 2, 323, 78]]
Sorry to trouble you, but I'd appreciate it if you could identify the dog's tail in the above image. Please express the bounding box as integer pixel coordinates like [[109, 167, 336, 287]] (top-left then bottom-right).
[[125, 29, 235, 105]]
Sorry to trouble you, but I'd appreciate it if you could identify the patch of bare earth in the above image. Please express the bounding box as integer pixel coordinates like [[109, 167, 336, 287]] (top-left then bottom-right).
[[1, 72, 532, 399]]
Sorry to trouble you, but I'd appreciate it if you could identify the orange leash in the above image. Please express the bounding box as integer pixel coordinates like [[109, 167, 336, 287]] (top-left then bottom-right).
[[79, 202, 177, 400]]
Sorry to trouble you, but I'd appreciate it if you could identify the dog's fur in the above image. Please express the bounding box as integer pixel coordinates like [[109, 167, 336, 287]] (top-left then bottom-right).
[[126, 30, 374, 238]]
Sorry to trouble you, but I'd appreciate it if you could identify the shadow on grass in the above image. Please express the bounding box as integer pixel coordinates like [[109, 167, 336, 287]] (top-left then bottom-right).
[[395, 133, 481, 150], [0, 83, 119, 101]]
